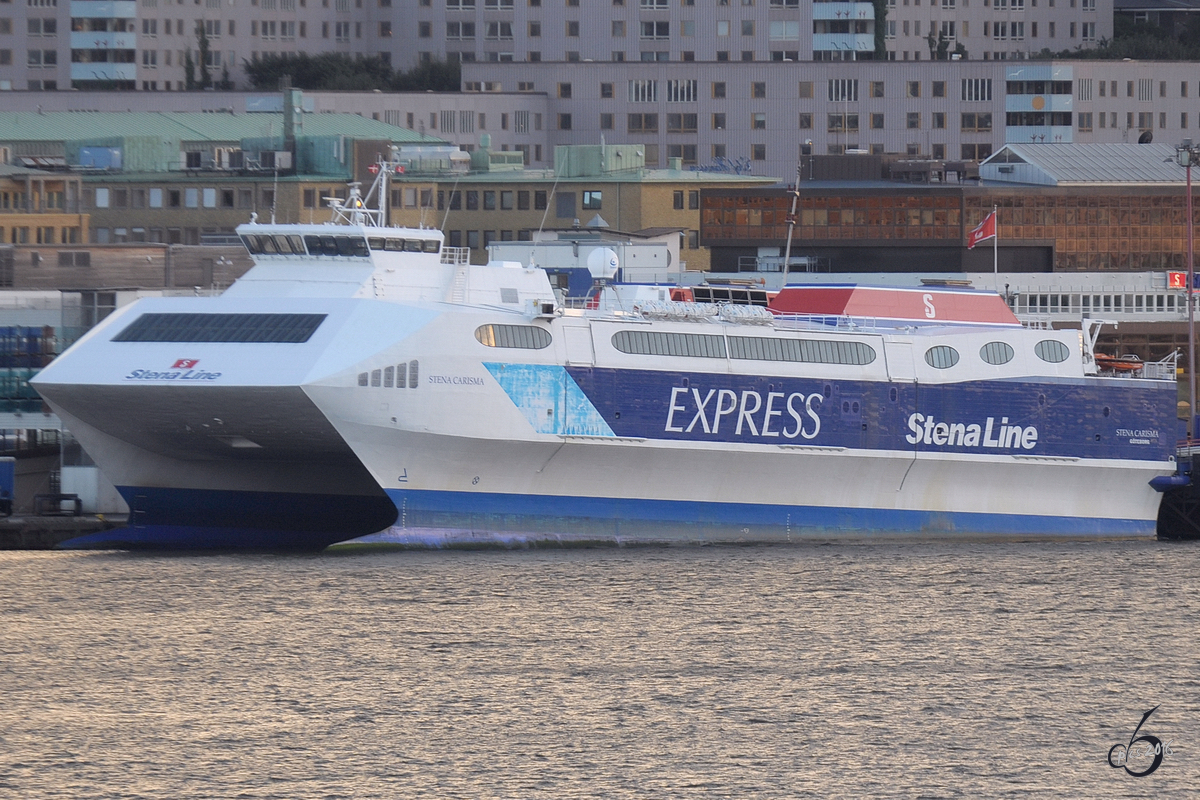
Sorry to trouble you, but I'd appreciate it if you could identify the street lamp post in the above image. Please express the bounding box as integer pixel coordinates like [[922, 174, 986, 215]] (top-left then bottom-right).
[[1176, 139, 1200, 439]]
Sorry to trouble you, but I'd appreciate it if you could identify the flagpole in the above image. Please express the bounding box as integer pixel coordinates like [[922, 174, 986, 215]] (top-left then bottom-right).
[[992, 204, 998, 292]]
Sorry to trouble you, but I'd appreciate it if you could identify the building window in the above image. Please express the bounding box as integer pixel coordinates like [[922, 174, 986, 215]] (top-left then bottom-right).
[[828, 79, 858, 102], [628, 113, 658, 133], [667, 144, 697, 165], [962, 78, 992, 102], [667, 113, 698, 132], [960, 112, 992, 132], [582, 191, 602, 210], [751, 143, 766, 160]]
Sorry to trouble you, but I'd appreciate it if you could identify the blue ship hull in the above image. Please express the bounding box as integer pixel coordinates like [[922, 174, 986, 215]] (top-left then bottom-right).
[[58, 486, 397, 551]]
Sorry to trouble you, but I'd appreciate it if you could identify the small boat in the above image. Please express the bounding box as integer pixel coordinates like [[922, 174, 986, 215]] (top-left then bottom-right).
[[1094, 353, 1144, 373]]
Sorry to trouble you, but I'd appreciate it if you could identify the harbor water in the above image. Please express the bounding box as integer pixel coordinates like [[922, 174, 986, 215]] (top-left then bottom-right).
[[2, 539, 1199, 798]]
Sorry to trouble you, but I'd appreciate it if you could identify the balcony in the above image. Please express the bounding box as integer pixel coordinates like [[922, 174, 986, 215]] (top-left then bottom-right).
[[70, 31, 136, 50], [812, 33, 875, 53], [70, 63, 137, 81], [1006, 126, 1074, 145], [1005, 94, 1073, 113], [812, 3, 874, 21]]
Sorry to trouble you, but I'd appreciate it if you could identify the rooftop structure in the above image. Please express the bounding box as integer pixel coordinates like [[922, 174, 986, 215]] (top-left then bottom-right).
[[981, 142, 1188, 185]]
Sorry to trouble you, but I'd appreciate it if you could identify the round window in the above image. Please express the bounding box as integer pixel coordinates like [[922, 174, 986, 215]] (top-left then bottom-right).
[[1034, 339, 1070, 363], [979, 341, 1015, 365], [924, 345, 960, 369]]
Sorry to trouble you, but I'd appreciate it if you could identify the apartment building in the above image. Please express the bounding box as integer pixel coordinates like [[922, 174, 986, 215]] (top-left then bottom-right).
[[0, 0, 1111, 93], [462, 59, 1200, 183]]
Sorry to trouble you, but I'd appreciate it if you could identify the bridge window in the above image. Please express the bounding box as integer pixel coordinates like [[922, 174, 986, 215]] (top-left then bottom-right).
[[113, 313, 327, 343]]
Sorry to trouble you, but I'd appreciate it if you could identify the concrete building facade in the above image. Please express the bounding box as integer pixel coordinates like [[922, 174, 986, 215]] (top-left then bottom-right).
[[0, 0, 1112, 93], [5, 53, 1200, 183]]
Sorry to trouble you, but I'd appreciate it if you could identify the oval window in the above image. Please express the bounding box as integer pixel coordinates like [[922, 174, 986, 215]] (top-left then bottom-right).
[[475, 324, 552, 349], [980, 341, 1015, 365], [924, 345, 960, 369], [1035, 339, 1070, 363]]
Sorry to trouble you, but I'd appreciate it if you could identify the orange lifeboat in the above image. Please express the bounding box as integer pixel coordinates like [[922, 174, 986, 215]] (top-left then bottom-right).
[[1094, 353, 1143, 372]]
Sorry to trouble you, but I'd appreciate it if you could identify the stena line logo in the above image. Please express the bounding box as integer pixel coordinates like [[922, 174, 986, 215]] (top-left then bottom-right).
[[125, 358, 222, 381], [906, 412, 1038, 450], [664, 388, 824, 439]]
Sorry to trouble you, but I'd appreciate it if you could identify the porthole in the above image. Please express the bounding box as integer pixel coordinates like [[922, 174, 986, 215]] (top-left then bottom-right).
[[924, 345, 959, 369], [980, 341, 1015, 365], [889, 387, 898, 402], [1035, 339, 1070, 363]]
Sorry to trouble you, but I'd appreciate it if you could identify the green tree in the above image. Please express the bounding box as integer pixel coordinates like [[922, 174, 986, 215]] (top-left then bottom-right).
[[242, 53, 461, 92], [872, 0, 889, 58], [184, 50, 196, 91], [390, 59, 461, 92], [197, 24, 213, 89]]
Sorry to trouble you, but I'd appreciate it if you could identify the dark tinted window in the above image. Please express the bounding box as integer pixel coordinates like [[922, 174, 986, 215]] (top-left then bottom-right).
[[113, 313, 327, 343]]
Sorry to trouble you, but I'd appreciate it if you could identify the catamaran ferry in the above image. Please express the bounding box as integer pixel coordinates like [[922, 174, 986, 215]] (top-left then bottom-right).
[[31, 162, 1184, 549]]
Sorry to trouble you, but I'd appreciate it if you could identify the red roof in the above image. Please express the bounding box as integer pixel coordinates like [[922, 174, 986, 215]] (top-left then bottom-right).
[[768, 285, 1021, 326]]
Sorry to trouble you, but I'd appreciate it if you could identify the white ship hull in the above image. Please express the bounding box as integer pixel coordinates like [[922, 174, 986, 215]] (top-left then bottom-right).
[[28, 166, 1182, 549]]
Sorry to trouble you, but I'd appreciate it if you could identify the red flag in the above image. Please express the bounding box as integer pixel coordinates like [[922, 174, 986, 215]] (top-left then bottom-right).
[[967, 210, 997, 250]]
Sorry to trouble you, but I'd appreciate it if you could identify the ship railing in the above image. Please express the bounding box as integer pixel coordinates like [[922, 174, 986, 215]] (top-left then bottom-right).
[[773, 314, 880, 332], [1020, 316, 1054, 329], [440, 246, 470, 266], [1094, 352, 1178, 381], [1140, 356, 1179, 381]]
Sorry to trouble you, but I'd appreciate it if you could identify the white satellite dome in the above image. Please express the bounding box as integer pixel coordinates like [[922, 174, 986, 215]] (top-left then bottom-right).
[[586, 247, 620, 280]]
